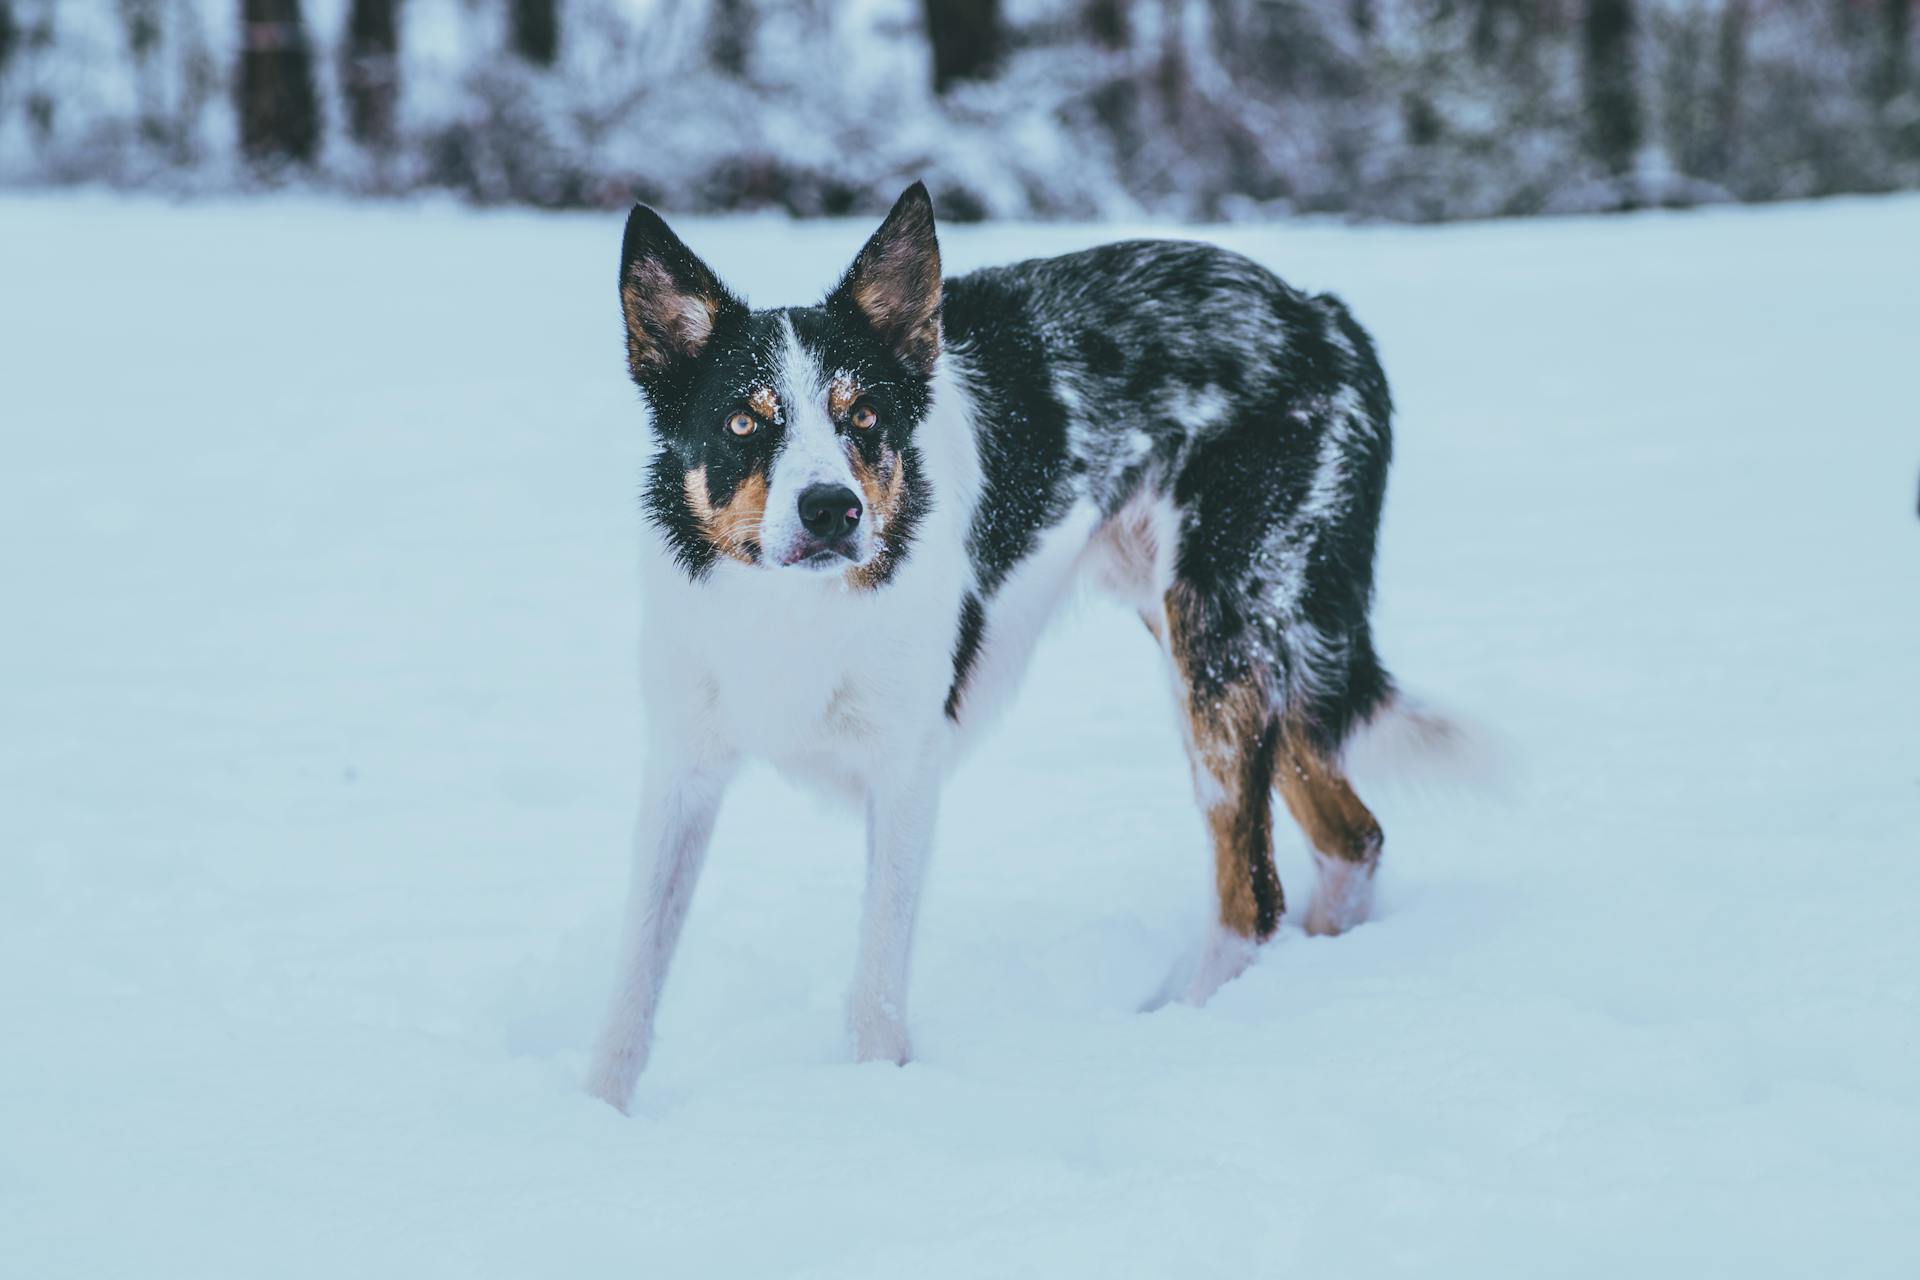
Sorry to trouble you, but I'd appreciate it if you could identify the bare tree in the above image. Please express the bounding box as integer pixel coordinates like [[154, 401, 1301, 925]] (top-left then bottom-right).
[[1348, 0, 1374, 40], [923, 0, 1000, 94], [1156, 0, 1188, 125], [1708, 0, 1747, 179], [1582, 0, 1640, 178], [708, 0, 749, 77], [0, 1, 18, 82], [2, 0, 54, 143], [1878, 0, 1911, 104], [239, 0, 321, 165], [119, 0, 166, 146], [1087, 0, 1127, 49], [341, 0, 399, 150], [509, 0, 557, 67]]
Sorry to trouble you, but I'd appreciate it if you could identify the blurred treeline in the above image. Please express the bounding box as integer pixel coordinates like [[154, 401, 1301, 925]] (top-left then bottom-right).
[[0, 1, 1915, 220]]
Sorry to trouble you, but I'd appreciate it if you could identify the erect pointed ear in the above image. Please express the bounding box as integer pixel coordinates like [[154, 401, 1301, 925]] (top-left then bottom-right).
[[618, 205, 743, 383], [830, 182, 942, 375]]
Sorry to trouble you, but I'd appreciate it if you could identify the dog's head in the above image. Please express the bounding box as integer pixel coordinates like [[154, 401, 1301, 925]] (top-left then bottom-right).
[[619, 183, 942, 587]]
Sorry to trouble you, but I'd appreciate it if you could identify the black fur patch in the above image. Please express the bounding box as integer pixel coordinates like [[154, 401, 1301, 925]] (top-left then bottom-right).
[[939, 239, 1397, 750], [939, 277, 1079, 594], [643, 450, 718, 579], [636, 309, 793, 579], [943, 593, 987, 720]]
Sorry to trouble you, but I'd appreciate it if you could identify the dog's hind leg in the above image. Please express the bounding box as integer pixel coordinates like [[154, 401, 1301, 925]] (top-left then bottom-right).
[[1158, 582, 1286, 1003], [586, 757, 735, 1112], [1275, 725, 1383, 937]]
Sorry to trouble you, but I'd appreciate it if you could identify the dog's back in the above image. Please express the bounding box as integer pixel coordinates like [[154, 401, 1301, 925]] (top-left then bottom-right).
[[943, 240, 1394, 738], [939, 240, 1397, 950]]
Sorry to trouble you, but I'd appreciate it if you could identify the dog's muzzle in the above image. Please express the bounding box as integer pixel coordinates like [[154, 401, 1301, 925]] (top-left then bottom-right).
[[783, 483, 864, 567]]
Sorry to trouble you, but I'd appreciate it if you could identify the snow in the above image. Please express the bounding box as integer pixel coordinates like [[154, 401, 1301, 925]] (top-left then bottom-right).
[[3, 193, 1918, 1276]]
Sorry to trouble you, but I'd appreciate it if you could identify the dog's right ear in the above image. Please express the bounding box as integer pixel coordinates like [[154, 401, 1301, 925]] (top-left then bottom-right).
[[619, 205, 743, 383]]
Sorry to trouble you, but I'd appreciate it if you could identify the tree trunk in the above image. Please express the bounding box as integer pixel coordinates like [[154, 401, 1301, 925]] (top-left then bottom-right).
[[342, 0, 399, 149], [509, 0, 557, 67], [121, 0, 165, 144], [1471, 0, 1502, 62], [1087, 0, 1127, 49], [1348, 0, 1374, 40], [239, 0, 321, 165], [121, 0, 161, 56], [1708, 0, 1747, 180], [709, 0, 749, 77], [0, 2, 16, 79], [1156, 0, 1186, 125], [1879, 0, 1911, 104], [923, 0, 1000, 94], [1582, 0, 1640, 178]]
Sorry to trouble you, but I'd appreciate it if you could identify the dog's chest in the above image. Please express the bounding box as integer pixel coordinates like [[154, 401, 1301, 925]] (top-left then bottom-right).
[[708, 623, 879, 758], [668, 565, 962, 781]]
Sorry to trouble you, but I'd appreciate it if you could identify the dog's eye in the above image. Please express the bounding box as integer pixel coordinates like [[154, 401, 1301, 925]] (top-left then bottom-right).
[[725, 411, 757, 438], [850, 403, 878, 431]]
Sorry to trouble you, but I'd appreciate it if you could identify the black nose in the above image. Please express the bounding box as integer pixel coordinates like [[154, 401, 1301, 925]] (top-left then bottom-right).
[[798, 483, 863, 540]]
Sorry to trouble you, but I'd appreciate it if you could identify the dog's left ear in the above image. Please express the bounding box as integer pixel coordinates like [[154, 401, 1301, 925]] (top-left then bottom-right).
[[831, 182, 942, 376]]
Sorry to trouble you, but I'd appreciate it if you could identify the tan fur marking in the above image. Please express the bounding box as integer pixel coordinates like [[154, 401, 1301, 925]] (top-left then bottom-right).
[[1164, 590, 1269, 756], [1274, 730, 1382, 867], [828, 376, 862, 419], [1204, 797, 1265, 937], [747, 385, 780, 422], [1164, 587, 1285, 940], [848, 446, 905, 529], [843, 447, 909, 592], [683, 465, 767, 565]]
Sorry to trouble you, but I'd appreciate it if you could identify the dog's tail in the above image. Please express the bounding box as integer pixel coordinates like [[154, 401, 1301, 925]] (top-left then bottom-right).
[[1339, 689, 1503, 790]]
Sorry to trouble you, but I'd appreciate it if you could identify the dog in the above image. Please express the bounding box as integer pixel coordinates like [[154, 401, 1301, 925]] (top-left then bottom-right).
[[587, 182, 1414, 1112]]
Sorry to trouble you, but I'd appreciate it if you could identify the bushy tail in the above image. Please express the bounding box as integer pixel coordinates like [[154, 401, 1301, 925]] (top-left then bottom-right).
[[1338, 689, 1504, 790]]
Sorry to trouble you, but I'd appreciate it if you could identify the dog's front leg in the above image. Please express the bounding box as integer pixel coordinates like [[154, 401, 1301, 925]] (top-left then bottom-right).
[[586, 758, 734, 1112], [847, 748, 942, 1065]]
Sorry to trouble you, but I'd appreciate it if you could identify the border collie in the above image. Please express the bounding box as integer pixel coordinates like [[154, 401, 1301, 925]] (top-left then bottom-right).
[[588, 183, 1420, 1112]]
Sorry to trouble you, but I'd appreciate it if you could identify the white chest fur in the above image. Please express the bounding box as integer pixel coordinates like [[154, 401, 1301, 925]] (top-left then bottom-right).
[[652, 557, 965, 789]]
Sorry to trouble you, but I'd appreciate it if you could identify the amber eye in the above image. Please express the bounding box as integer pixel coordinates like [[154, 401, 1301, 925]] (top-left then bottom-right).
[[850, 403, 878, 431], [725, 410, 757, 438]]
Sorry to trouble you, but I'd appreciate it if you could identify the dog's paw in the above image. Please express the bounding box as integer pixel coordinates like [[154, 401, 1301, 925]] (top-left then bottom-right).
[[1176, 926, 1259, 1007], [1303, 850, 1374, 937], [848, 1002, 911, 1065], [853, 1023, 911, 1065], [584, 1047, 644, 1114]]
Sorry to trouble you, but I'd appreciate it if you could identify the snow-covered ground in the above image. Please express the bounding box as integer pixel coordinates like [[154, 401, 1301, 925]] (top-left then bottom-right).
[[3, 194, 1916, 1277]]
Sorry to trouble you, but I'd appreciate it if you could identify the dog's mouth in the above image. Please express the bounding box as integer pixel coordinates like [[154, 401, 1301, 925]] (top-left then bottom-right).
[[777, 539, 866, 572]]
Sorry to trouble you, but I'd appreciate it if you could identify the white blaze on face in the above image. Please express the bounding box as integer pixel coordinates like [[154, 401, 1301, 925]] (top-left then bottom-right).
[[758, 316, 874, 570]]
